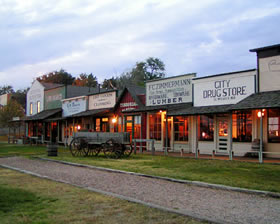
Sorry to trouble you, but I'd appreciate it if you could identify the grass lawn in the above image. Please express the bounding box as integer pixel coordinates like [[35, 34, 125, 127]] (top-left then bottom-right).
[[1, 142, 280, 193], [0, 168, 201, 224]]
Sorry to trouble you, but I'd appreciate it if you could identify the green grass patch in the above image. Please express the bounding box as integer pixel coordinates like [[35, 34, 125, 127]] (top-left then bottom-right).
[[1, 142, 280, 193], [0, 168, 201, 224]]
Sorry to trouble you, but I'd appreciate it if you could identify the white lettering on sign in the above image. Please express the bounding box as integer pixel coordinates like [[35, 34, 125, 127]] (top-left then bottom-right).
[[146, 74, 195, 106], [120, 102, 138, 112], [120, 102, 137, 107], [194, 73, 255, 107], [89, 91, 116, 110]]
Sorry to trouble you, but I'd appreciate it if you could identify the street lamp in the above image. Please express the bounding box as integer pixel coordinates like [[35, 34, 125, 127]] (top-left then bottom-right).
[[257, 109, 265, 163]]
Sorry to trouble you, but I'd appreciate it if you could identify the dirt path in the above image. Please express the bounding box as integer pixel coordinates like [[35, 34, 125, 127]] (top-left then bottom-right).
[[0, 156, 279, 224]]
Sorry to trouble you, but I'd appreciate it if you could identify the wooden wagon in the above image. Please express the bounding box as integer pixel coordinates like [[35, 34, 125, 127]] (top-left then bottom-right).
[[69, 132, 132, 158]]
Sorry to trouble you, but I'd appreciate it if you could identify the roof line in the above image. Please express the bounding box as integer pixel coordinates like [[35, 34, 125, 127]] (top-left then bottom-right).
[[249, 43, 280, 52], [193, 69, 256, 80], [145, 73, 196, 83]]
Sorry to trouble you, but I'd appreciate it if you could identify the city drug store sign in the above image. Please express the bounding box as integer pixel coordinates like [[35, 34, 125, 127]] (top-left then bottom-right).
[[194, 74, 255, 107], [146, 74, 195, 106]]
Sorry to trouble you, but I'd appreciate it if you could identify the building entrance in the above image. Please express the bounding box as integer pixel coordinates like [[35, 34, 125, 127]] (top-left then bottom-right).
[[217, 117, 229, 153]]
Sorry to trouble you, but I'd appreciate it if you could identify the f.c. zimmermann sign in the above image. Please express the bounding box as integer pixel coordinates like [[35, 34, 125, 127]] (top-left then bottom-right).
[[146, 74, 195, 106]]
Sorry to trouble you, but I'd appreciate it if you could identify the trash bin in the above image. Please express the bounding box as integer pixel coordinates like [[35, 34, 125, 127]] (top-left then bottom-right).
[[47, 143, 58, 156]]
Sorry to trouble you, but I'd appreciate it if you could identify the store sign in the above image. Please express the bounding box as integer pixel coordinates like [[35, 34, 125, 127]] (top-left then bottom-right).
[[194, 75, 255, 106], [146, 74, 195, 106], [62, 98, 86, 117], [120, 102, 138, 112], [46, 93, 62, 102], [89, 91, 116, 110]]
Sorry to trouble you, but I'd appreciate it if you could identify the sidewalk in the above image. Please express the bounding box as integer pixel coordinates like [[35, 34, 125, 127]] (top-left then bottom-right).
[[138, 150, 280, 164], [1, 156, 280, 224]]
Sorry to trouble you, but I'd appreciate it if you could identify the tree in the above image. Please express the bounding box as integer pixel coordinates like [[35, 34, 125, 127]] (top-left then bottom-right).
[[0, 85, 14, 95], [37, 69, 75, 85], [0, 100, 24, 127], [144, 57, 165, 80], [102, 77, 118, 89], [73, 73, 98, 88], [121, 57, 166, 87], [11, 88, 29, 110]]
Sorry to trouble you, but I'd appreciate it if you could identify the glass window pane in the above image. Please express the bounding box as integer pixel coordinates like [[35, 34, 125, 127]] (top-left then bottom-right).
[[268, 109, 280, 143]]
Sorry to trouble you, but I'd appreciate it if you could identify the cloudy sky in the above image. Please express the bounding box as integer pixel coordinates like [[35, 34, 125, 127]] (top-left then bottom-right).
[[0, 0, 279, 90]]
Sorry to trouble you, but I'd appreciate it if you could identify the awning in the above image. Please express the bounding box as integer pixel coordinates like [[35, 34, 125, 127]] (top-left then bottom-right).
[[123, 103, 193, 113], [25, 108, 62, 121], [167, 104, 232, 116], [230, 90, 280, 111], [44, 117, 66, 122], [71, 108, 114, 118]]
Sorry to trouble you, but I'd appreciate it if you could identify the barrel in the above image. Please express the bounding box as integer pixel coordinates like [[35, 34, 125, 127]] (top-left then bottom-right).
[[47, 144, 58, 156]]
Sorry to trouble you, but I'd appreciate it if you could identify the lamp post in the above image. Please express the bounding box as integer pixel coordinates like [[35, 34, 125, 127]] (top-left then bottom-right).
[[257, 110, 265, 163]]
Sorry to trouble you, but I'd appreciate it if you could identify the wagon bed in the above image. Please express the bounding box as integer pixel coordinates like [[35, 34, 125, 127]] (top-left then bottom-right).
[[69, 132, 132, 158]]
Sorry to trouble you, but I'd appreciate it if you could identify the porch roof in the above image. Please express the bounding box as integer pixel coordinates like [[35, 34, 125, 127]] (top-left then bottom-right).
[[167, 104, 232, 116], [70, 108, 114, 118], [25, 108, 62, 121], [123, 103, 193, 113], [230, 90, 280, 111]]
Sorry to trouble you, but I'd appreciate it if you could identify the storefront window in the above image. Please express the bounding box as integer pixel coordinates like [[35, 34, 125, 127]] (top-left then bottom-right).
[[232, 112, 252, 142], [149, 113, 161, 140], [198, 115, 214, 141], [125, 116, 133, 140], [95, 118, 100, 132], [101, 117, 109, 132], [268, 109, 280, 143], [134, 116, 141, 139], [118, 117, 122, 132], [174, 116, 188, 141]]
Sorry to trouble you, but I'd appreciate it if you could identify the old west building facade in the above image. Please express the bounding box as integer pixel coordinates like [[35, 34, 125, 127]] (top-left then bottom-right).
[[24, 43, 280, 158]]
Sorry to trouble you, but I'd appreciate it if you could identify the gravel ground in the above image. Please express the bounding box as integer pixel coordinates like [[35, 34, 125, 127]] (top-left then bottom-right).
[[0, 157, 280, 224]]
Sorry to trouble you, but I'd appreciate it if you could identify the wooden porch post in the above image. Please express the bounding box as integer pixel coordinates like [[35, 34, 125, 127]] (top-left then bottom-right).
[[229, 114, 233, 160]]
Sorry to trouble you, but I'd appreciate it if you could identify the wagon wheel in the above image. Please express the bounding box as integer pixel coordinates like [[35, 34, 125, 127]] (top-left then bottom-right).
[[102, 139, 115, 158], [102, 139, 122, 158], [85, 144, 101, 157], [70, 137, 87, 157], [123, 143, 133, 157], [113, 142, 123, 159]]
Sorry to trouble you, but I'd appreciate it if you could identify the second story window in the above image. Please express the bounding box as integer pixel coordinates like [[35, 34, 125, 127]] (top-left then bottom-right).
[[37, 101, 41, 113], [30, 103, 33, 115]]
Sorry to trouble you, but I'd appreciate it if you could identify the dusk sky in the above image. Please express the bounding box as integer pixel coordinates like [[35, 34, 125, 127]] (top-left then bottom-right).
[[0, 0, 279, 90]]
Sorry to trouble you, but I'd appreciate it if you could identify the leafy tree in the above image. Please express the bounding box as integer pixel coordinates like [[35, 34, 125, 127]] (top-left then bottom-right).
[[37, 69, 75, 85], [73, 73, 98, 88], [144, 57, 165, 80], [0, 100, 24, 127], [121, 57, 166, 87], [11, 88, 29, 110], [0, 85, 14, 95], [102, 77, 118, 89]]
